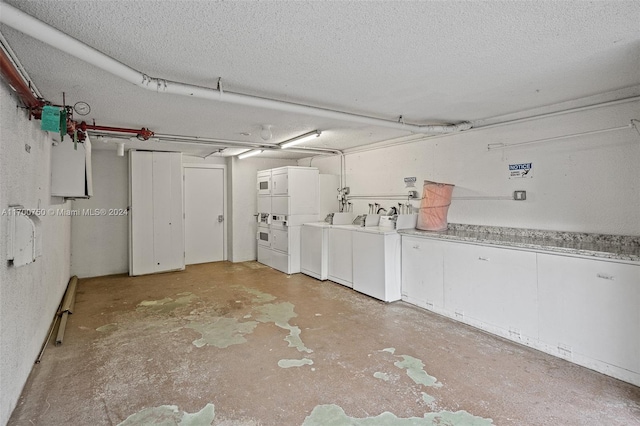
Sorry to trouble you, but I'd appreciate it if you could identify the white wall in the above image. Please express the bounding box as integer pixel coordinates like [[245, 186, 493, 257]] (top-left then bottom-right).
[[70, 153, 226, 278], [302, 100, 640, 235], [69, 150, 293, 277], [70, 150, 129, 278], [228, 156, 298, 262], [0, 84, 72, 425]]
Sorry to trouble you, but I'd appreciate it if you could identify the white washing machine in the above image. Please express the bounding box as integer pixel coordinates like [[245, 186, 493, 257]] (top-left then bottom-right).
[[352, 226, 402, 302]]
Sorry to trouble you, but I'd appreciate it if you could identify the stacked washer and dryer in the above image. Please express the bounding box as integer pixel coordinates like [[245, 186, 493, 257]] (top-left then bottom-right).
[[255, 166, 414, 303], [256, 166, 319, 274]]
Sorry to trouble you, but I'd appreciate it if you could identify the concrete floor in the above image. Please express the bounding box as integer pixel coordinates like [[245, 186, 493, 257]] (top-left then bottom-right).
[[9, 261, 640, 425]]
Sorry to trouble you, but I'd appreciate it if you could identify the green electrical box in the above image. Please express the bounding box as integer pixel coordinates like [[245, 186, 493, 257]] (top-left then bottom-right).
[[41, 105, 61, 132]]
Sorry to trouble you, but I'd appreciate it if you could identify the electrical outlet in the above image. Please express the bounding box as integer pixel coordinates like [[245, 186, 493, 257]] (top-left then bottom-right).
[[513, 190, 526, 201]]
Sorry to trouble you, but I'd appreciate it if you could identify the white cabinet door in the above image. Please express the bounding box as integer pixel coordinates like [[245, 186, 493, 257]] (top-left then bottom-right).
[[272, 170, 288, 195], [130, 151, 184, 275], [401, 236, 445, 312], [444, 242, 538, 340], [130, 152, 155, 275], [151, 153, 182, 271], [538, 254, 640, 374], [328, 227, 353, 287]]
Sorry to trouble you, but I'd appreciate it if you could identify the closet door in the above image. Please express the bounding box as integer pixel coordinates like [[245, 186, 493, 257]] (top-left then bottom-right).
[[130, 151, 184, 275]]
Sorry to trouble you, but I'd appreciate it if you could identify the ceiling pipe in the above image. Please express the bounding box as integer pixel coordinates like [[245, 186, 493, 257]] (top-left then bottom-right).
[[0, 3, 471, 135], [2, 34, 339, 156], [153, 132, 341, 155], [0, 31, 42, 99], [89, 131, 342, 155], [79, 122, 154, 140], [0, 43, 42, 110], [153, 133, 277, 149], [2, 25, 336, 156]]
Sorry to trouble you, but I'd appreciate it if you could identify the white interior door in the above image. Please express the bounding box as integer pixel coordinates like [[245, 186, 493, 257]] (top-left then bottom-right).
[[130, 151, 184, 276], [184, 167, 225, 264]]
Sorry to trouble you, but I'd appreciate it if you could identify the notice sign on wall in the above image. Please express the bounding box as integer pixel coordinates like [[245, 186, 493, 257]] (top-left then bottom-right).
[[509, 163, 533, 179], [404, 177, 417, 187]]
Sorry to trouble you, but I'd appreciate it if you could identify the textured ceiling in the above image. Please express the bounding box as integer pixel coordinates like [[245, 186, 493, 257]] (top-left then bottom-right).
[[1, 0, 639, 158]]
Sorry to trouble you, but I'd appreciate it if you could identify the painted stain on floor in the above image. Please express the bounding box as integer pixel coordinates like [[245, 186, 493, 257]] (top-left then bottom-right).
[[278, 358, 314, 368], [255, 302, 313, 354], [422, 392, 436, 405], [117, 403, 215, 425], [235, 286, 277, 303], [283, 324, 313, 353], [394, 355, 442, 388], [303, 404, 493, 425], [176, 290, 312, 357], [372, 349, 488, 418], [374, 372, 390, 381], [136, 292, 197, 314], [254, 302, 297, 326], [186, 318, 259, 348]]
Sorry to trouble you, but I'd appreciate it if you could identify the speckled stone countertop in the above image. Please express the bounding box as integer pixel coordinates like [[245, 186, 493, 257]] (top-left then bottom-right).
[[398, 224, 640, 263]]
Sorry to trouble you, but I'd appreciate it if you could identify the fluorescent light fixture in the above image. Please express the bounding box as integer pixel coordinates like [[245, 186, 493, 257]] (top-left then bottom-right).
[[280, 130, 321, 149], [238, 149, 263, 159]]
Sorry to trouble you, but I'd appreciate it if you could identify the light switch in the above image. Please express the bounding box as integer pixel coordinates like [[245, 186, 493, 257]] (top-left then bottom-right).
[[513, 190, 527, 201]]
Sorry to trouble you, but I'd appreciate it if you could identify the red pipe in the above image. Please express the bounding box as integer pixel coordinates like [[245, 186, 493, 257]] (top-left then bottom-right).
[[1, 48, 154, 141], [79, 122, 154, 140], [0, 47, 42, 110]]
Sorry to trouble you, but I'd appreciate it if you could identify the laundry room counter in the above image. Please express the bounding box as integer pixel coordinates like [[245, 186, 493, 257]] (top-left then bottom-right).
[[398, 223, 640, 263], [399, 223, 640, 386]]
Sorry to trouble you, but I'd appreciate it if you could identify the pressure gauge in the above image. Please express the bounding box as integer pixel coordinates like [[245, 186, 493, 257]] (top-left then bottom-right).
[[73, 101, 91, 116]]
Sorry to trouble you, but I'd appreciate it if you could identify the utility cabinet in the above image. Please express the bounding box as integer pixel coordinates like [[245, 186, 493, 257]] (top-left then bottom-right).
[[401, 236, 446, 313], [537, 254, 640, 376], [400, 233, 640, 386], [129, 151, 184, 276], [443, 242, 538, 343], [51, 139, 93, 198], [256, 166, 318, 274]]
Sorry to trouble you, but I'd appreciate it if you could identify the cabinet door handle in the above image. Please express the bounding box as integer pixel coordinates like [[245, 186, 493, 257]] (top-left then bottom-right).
[[597, 273, 615, 281], [478, 256, 490, 261], [412, 244, 420, 249]]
